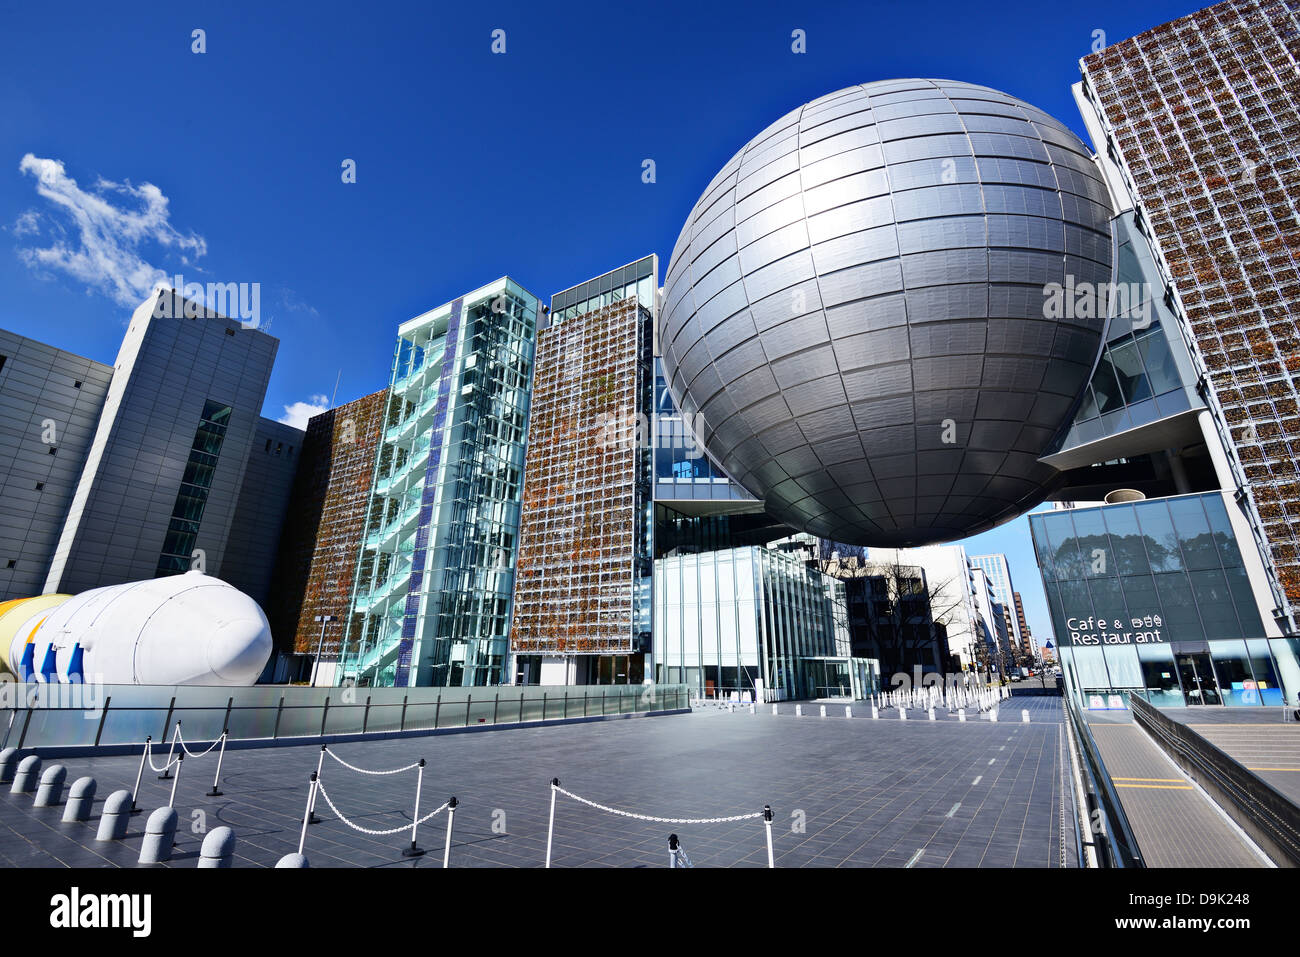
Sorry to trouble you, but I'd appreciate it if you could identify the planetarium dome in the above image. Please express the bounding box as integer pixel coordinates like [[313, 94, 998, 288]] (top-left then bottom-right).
[[660, 79, 1114, 546]]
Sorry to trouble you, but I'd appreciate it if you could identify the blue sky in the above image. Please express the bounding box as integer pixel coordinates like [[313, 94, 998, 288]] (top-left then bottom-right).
[[0, 0, 1199, 644]]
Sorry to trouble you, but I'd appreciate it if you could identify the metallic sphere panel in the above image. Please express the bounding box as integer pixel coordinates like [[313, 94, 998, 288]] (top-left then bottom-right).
[[661, 79, 1114, 546]]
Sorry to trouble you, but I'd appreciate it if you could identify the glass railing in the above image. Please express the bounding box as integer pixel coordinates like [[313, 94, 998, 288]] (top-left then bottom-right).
[[0, 683, 690, 750]]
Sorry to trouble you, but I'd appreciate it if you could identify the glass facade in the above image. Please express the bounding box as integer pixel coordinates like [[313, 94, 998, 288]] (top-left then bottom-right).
[[340, 278, 538, 687], [1054, 213, 1202, 451], [156, 399, 232, 575], [655, 545, 867, 700], [1030, 491, 1298, 707]]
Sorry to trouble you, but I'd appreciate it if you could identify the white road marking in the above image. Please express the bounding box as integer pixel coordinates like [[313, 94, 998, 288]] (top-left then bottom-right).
[[945, 802, 961, 819], [905, 848, 925, 868], [972, 775, 982, 786]]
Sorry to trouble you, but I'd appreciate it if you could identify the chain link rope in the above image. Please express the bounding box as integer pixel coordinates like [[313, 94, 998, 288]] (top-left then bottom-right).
[[174, 727, 226, 759], [554, 785, 763, 825], [322, 748, 421, 776], [143, 739, 178, 774], [312, 778, 448, 836]]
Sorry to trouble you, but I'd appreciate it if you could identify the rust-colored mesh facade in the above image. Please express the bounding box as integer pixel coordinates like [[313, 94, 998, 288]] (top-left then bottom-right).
[[511, 299, 642, 653], [1083, 0, 1300, 611], [269, 389, 387, 655]]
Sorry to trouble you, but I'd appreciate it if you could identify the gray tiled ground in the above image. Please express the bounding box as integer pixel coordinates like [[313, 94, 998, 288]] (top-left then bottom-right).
[[1161, 708, 1300, 805], [0, 704, 1073, 868]]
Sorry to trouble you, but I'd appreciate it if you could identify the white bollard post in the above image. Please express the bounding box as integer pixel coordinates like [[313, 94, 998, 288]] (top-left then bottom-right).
[[749, 704, 755, 714], [763, 805, 775, 868], [990, 709, 998, 723], [958, 709, 966, 722], [928, 707, 936, 721], [899, 708, 907, 721], [819, 705, 826, 718], [845, 706, 852, 719], [402, 759, 426, 857], [1022, 709, 1030, 723], [871, 706, 879, 719], [545, 778, 559, 868], [442, 796, 458, 868], [772, 704, 778, 716], [795, 705, 803, 717]]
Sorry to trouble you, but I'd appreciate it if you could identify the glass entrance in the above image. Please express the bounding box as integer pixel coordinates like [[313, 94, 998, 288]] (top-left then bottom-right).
[[1176, 652, 1221, 705]]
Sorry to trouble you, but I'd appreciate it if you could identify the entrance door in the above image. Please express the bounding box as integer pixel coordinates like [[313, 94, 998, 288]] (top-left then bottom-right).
[[1176, 652, 1221, 705]]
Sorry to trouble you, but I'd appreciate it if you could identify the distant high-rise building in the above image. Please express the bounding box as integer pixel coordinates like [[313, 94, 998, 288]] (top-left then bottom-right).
[[342, 279, 539, 687], [971, 553, 1026, 661], [268, 388, 387, 681], [1012, 590, 1037, 659]]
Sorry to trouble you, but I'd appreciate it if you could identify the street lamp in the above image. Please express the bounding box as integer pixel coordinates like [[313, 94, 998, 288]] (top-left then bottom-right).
[[311, 615, 335, 687]]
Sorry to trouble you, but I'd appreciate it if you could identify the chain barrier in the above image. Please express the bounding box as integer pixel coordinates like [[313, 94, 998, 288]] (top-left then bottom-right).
[[312, 777, 449, 836], [175, 727, 226, 758], [322, 748, 422, 776], [144, 739, 178, 774], [553, 785, 764, 824]]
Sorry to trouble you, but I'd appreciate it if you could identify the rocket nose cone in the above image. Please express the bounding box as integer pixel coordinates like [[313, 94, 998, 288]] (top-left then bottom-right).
[[205, 618, 272, 684]]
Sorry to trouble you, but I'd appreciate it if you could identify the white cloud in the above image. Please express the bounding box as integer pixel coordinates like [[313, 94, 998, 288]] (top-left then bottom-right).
[[14, 154, 207, 307], [278, 394, 330, 429]]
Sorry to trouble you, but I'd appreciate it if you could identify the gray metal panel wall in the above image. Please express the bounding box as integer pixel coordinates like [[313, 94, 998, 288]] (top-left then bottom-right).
[[0, 330, 113, 599], [220, 417, 304, 607]]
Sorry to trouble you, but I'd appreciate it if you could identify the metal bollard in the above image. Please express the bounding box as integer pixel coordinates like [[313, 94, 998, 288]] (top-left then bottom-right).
[[795, 705, 802, 717], [96, 790, 133, 841], [845, 706, 852, 719], [33, 764, 67, 807], [669, 833, 681, 868], [899, 708, 907, 721], [871, 706, 879, 719], [749, 704, 755, 714], [928, 707, 936, 722], [63, 777, 97, 822], [771, 704, 778, 716], [138, 807, 178, 864], [819, 705, 826, 718], [990, 709, 999, 723], [958, 709, 966, 722], [0, 747, 20, 784], [276, 852, 310, 868], [198, 826, 236, 868], [1022, 709, 1030, 723], [10, 754, 41, 794]]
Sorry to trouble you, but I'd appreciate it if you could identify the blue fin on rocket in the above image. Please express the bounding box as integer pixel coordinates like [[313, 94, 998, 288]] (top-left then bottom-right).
[[66, 643, 84, 684], [19, 643, 35, 683], [39, 645, 58, 682]]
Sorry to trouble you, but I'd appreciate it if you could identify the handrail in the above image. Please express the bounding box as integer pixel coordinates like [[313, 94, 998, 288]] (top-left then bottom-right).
[[1131, 693, 1300, 866], [1063, 692, 1146, 867]]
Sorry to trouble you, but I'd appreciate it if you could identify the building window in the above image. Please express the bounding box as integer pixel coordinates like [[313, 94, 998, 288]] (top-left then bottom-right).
[[156, 399, 232, 576]]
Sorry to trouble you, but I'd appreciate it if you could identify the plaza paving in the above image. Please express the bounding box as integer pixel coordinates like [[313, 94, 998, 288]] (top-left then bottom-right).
[[0, 697, 1074, 868]]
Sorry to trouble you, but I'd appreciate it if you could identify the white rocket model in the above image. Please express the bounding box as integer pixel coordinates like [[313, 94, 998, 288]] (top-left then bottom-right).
[[1, 572, 273, 686]]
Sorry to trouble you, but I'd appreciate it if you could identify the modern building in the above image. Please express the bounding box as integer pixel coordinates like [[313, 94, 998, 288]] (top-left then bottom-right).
[[971, 553, 1027, 661], [268, 388, 387, 683], [654, 543, 873, 700], [511, 262, 655, 686], [1012, 590, 1038, 659], [341, 278, 539, 688], [0, 331, 112, 600], [1033, 0, 1300, 708], [866, 544, 989, 673]]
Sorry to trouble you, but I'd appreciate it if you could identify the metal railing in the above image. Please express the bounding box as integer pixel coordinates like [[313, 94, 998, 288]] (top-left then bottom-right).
[[1131, 693, 1300, 867], [0, 682, 688, 752], [1063, 692, 1145, 868]]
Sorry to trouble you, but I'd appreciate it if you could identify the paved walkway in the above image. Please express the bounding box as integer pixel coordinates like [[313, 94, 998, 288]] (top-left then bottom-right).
[[1160, 708, 1300, 805], [0, 706, 1074, 868], [1085, 711, 1268, 868]]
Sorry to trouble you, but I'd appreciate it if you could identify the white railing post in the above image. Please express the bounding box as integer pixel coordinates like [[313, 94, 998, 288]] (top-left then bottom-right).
[[310, 745, 326, 824], [168, 752, 183, 808], [159, 722, 179, 780], [402, 759, 426, 857], [130, 736, 150, 814], [545, 778, 559, 868], [207, 731, 228, 797], [442, 796, 458, 868], [763, 805, 775, 868], [298, 773, 318, 855]]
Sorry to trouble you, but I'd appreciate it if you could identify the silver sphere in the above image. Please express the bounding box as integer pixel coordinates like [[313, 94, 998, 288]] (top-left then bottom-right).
[[660, 79, 1114, 546]]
